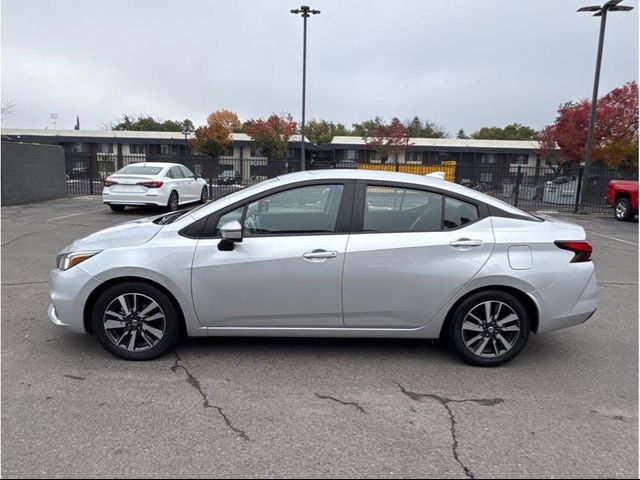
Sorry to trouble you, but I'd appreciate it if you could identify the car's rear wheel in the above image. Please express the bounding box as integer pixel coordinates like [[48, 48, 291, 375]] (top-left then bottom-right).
[[614, 197, 634, 221], [92, 282, 181, 360], [109, 204, 126, 212], [446, 290, 529, 367], [200, 186, 208, 204], [167, 191, 179, 212]]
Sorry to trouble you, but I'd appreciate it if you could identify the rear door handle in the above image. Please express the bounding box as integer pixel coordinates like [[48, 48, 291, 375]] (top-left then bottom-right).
[[303, 249, 338, 259], [449, 238, 483, 248]]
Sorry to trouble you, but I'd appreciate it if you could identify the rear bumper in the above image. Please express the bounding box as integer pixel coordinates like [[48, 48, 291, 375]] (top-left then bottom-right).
[[533, 263, 598, 334], [102, 189, 168, 207]]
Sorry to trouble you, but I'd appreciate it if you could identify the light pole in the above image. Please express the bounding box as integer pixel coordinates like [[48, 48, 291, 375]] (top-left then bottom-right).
[[291, 5, 320, 171], [577, 0, 633, 210]]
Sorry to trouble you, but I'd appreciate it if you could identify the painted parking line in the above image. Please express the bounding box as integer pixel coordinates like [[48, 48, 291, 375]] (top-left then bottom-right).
[[47, 208, 105, 222], [587, 230, 639, 246]]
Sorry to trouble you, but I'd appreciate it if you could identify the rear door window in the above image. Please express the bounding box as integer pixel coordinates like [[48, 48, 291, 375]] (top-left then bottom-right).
[[363, 186, 443, 232]]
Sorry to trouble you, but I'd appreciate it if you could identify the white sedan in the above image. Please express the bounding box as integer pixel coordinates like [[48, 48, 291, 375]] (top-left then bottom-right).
[[102, 162, 209, 212]]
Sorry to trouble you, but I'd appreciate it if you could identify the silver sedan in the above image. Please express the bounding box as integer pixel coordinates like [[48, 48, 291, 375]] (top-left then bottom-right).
[[48, 170, 597, 366]]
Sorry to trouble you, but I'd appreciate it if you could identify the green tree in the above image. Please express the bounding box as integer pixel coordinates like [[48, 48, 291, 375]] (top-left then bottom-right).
[[456, 129, 469, 139], [305, 119, 350, 144], [404, 116, 448, 138], [108, 114, 194, 132], [471, 123, 538, 140]]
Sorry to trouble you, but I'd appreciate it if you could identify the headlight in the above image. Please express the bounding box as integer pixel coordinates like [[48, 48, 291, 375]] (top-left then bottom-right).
[[56, 251, 101, 271]]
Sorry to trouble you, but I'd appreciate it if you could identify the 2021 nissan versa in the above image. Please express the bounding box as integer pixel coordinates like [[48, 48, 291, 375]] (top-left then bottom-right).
[[49, 170, 597, 366]]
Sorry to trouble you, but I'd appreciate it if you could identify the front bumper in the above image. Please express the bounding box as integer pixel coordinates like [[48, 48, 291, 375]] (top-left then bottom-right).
[[48, 266, 103, 334]]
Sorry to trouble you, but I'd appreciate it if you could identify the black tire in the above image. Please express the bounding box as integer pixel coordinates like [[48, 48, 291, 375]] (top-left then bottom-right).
[[446, 290, 530, 367], [109, 204, 126, 212], [200, 186, 209, 204], [614, 197, 634, 222], [167, 191, 179, 212], [91, 281, 181, 361]]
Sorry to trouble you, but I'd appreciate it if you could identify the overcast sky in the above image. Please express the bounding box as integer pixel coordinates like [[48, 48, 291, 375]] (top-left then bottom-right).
[[1, 0, 638, 135]]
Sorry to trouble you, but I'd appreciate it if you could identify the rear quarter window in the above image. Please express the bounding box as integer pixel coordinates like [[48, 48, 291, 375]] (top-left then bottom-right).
[[444, 197, 479, 229]]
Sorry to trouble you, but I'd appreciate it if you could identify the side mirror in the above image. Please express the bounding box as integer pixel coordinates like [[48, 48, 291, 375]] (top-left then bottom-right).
[[218, 220, 243, 251]]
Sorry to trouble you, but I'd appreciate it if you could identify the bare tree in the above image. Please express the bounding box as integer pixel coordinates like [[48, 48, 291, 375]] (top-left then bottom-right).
[[1, 98, 18, 122]]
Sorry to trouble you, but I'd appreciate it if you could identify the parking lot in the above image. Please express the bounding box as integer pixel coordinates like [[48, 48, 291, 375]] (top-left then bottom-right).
[[1, 196, 637, 478]]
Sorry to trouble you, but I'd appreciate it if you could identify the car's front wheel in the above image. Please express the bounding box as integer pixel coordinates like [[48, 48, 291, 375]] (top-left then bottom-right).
[[91, 281, 181, 360], [446, 290, 530, 367], [614, 197, 634, 221], [200, 186, 208, 204]]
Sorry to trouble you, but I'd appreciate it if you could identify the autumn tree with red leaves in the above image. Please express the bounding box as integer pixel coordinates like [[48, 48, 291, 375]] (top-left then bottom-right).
[[539, 81, 638, 168], [361, 117, 411, 163], [190, 110, 241, 157], [244, 113, 297, 160]]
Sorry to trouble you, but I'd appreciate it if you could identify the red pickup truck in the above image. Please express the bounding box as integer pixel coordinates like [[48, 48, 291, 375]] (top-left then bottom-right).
[[607, 180, 638, 221]]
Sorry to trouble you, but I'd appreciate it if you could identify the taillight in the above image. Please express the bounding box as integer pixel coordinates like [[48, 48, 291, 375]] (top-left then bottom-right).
[[104, 179, 118, 187], [555, 241, 593, 262], [137, 180, 164, 189]]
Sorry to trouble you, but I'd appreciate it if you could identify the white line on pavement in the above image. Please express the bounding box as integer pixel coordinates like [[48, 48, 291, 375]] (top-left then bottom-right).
[[48, 208, 105, 221], [587, 230, 639, 246]]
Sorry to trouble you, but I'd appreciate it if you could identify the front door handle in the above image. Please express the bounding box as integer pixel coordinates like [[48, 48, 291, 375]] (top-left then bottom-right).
[[449, 238, 483, 248], [303, 249, 338, 260]]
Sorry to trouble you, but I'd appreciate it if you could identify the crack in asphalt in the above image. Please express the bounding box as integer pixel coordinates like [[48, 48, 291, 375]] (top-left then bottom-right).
[[397, 383, 504, 479], [171, 351, 250, 441], [314, 393, 366, 414]]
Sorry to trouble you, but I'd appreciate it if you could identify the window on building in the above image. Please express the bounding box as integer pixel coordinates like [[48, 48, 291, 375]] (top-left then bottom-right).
[[70, 143, 84, 153], [130, 144, 145, 155], [97, 143, 114, 154], [346, 149, 357, 160], [161, 144, 177, 155], [363, 186, 443, 233], [222, 145, 234, 157], [250, 147, 264, 157]]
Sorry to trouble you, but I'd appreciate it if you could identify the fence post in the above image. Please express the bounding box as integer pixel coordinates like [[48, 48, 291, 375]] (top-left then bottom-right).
[[573, 167, 583, 214], [513, 165, 522, 208], [88, 152, 96, 195], [208, 157, 215, 198]]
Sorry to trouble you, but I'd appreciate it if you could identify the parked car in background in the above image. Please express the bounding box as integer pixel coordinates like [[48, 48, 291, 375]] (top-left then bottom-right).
[[542, 176, 579, 205], [607, 179, 638, 221], [217, 170, 242, 185], [102, 163, 208, 212], [50, 170, 597, 367]]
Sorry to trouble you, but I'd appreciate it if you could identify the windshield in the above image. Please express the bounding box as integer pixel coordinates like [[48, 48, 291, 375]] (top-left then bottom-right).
[[116, 165, 164, 175]]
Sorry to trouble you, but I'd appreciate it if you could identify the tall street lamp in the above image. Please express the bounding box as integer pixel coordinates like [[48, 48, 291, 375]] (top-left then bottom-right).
[[291, 5, 320, 171], [577, 0, 633, 210]]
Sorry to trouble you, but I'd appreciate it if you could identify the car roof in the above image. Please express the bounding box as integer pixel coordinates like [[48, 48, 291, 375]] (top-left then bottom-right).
[[122, 162, 178, 169], [183, 168, 536, 223], [276, 170, 531, 216]]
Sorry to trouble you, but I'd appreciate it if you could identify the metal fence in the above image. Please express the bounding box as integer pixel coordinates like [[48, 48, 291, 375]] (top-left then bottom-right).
[[65, 153, 637, 214]]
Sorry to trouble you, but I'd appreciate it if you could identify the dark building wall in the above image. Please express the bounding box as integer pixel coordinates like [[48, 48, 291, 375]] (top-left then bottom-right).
[[1, 142, 66, 205]]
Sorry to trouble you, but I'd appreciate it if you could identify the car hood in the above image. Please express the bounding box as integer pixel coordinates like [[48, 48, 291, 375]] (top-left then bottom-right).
[[67, 216, 164, 252]]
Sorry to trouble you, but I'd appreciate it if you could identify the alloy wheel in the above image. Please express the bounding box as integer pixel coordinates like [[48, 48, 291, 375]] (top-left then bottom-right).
[[169, 192, 179, 211], [616, 201, 628, 219], [461, 300, 521, 358], [201, 187, 208, 203], [103, 293, 166, 352]]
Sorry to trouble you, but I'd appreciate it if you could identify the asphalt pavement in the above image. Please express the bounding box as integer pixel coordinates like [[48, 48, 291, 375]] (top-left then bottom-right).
[[1, 197, 637, 478]]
